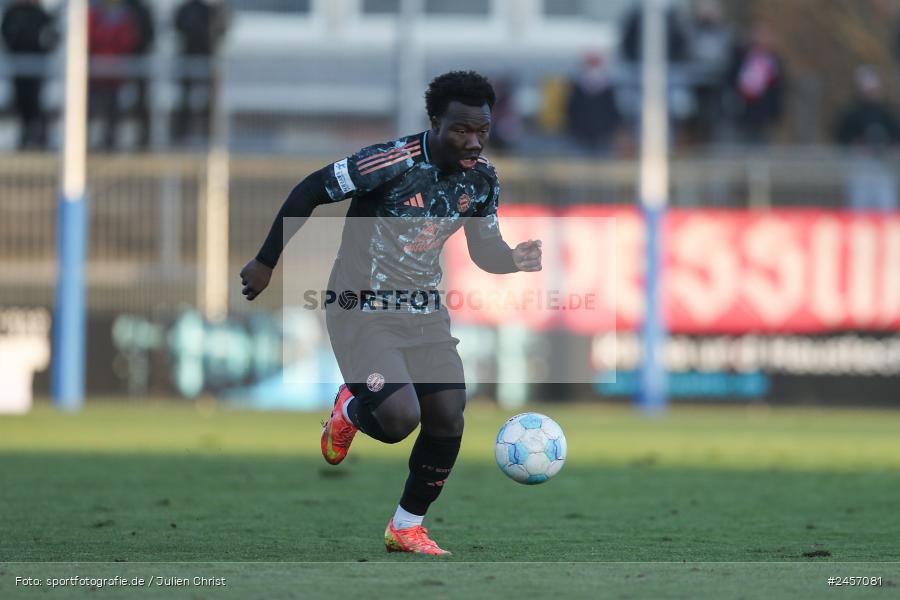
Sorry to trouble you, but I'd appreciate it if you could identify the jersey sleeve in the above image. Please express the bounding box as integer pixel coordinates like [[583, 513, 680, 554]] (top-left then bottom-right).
[[465, 161, 517, 273], [469, 159, 503, 239], [322, 137, 423, 202]]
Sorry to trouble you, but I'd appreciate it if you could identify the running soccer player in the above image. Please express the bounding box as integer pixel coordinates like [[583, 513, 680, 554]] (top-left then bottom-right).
[[240, 71, 542, 556]]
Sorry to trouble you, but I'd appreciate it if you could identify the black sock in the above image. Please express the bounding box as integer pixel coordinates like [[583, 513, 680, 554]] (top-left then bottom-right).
[[399, 431, 462, 516], [346, 397, 393, 443]]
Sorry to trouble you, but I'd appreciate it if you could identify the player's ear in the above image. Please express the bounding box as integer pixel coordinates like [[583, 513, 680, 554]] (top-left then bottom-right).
[[429, 115, 440, 130]]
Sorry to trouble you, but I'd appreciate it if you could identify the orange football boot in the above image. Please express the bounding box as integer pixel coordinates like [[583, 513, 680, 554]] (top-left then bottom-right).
[[384, 520, 451, 556], [320, 384, 358, 465]]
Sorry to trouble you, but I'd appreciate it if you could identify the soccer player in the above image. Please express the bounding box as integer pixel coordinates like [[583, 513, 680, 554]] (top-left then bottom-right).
[[240, 71, 542, 555]]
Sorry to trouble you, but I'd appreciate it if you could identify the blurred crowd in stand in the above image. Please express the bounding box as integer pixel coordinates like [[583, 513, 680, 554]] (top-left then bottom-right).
[[1, 0, 226, 151], [556, 0, 786, 155], [534, 0, 897, 211], [1, 0, 900, 211], [1, 0, 56, 148]]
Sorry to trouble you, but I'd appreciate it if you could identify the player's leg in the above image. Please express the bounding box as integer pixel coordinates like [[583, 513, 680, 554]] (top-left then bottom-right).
[[347, 382, 420, 443], [322, 381, 419, 465], [396, 322, 466, 519], [322, 336, 421, 463], [397, 385, 465, 520], [383, 384, 463, 556], [397, 384, 465, 519], [323, 307, 421, 462], [383, 323, 465, 555]]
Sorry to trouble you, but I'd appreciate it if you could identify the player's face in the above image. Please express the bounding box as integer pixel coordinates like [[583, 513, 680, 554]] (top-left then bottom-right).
[[431, 101, 492, 170]]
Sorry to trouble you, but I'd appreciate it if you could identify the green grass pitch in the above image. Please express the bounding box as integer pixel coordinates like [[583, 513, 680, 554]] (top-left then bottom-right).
[[1, 401, 899, 599]]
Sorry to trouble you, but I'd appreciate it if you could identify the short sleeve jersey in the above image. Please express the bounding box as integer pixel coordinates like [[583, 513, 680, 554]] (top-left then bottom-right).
[[320, 130, 504, 306]]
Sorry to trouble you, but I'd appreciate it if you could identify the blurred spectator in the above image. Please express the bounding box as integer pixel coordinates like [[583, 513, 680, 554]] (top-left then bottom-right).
[[726, 22, 786, 144], [895, 13, 900, 64], [565, 53, 621, 156], [172, 0, 228, 145], [1, 0, 56, 149], [488, 76, 522, 153], [124, 0, 154, 149], [835, 67, 899, 148], [88, 0, 139, 150], [619, 3, 693, 147], [834, 66, 899, 212], [686, 0, 732, 143], [620, 3, 690, 64]]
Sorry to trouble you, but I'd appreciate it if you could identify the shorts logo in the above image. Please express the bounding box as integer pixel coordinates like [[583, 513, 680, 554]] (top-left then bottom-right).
[[457, 193, 471, 213], [366, 372, 385, 392], [334, 158, 356, 195]]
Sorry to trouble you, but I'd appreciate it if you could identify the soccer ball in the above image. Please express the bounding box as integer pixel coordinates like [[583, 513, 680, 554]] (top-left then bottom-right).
[[495, 413, 567, 485]]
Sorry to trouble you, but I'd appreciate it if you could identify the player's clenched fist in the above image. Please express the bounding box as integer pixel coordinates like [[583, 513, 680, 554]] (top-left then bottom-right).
[[512, 239, 542, 272], [240, 258, 273, 301]]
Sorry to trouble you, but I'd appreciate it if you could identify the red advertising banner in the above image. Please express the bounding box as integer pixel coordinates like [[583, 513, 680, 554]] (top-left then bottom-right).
[[444, 206, 900, 334]]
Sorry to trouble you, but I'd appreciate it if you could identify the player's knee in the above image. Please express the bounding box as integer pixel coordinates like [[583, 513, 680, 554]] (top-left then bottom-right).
[[448, 411, 465, 436], [381, 411, 420, 443], [427, 410, 464, 438], [374, 384, 421, 443], [420, 389, 466, 437]]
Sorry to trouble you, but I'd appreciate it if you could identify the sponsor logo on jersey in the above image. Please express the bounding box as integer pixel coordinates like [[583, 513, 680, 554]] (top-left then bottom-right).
[[457, 193, 471, 213], [334, 158, 356, 195], [403, 220, 442, 253], [366, 372, 385, 392]]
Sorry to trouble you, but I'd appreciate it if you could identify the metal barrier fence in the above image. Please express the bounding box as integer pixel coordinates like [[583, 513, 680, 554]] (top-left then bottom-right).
[[0, 150, 894, 315]]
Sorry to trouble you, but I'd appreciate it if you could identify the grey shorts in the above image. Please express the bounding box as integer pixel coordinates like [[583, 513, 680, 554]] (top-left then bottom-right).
[[325, 308, 466, 409]]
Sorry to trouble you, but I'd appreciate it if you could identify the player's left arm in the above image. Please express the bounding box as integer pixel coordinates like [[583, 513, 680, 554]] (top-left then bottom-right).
[[464, 171, 542, 273]]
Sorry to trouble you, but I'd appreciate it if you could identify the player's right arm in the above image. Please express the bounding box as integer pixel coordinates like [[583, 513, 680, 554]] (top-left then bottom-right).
[[241, 137, 421, 300], [241, 166, 331, 301]]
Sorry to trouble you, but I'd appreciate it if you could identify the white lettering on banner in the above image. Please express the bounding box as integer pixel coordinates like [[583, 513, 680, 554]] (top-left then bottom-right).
[[614, 215, 643, 324], [592, 333, 900, 375], [559, 217, 617, 333], [0, 308, 51, 414], [850, 220, 878, 326], [741, 218, 805, 326], [669, 216, 739, 325], [445, 207, 900, 332], [591, 332, 619, 371], [883, 222, 900, 325], [810, 217, 844, 327], [565, 219, 605, 310]]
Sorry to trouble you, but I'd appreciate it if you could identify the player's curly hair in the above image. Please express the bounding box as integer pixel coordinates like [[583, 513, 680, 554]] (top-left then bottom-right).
[[425, 70, 496, 119]]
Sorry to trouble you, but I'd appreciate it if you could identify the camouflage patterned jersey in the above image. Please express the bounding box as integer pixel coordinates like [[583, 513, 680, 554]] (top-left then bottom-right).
[[321, 130, 511, 314]]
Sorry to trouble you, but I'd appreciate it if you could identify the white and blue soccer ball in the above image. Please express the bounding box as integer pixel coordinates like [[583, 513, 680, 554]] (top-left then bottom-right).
[[495, 413, 567, 485]]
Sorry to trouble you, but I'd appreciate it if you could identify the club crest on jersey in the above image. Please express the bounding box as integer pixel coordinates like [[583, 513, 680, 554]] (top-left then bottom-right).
[[366, 372, 385, 392], [457, 193, 471, 213]]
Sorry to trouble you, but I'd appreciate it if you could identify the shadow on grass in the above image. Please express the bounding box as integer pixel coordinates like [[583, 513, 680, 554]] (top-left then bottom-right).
[[2, 451, 899, 566]]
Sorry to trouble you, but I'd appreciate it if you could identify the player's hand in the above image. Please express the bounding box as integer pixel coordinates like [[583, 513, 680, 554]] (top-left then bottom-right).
[[512, 239, 542, 272], [240, 259, 273, 301]]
